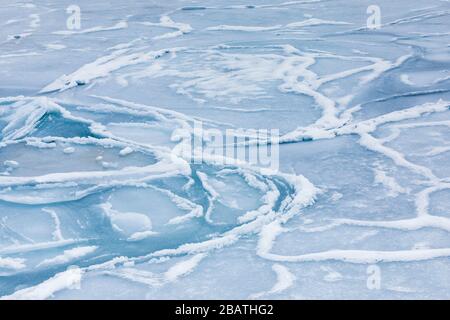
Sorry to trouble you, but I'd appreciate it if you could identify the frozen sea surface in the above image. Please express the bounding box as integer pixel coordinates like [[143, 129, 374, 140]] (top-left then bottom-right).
[[0, 0, 450, 299]]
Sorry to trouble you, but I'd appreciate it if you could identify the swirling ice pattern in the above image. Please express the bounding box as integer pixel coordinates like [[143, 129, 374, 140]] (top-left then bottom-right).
[[0, 0, 450, 299]]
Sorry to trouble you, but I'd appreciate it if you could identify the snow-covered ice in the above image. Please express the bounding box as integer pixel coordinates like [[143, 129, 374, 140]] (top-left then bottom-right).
[[0, 0, 450, 299]]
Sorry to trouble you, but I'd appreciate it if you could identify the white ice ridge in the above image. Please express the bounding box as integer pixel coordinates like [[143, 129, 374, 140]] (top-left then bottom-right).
[[303, 182, 450, 233], [141, 15, 192, 40], [258, 248, 450, 264], [0, 256, 26, 270], [40, 47, 182, 93], [334, 9, 450, 36], [285, 18, 352, 28], [1, 267, 83, 300], [100, 202, 155, 241], [3, 160, 19, 168], [249, 264, 296, 299], [42, 208, 64, 241], [0, 92, 190, 187], [0, 240, 85, 256], [69, 170, 315, 279], [150, 186, 203, 225], [258, 107, 450, 265], [37, 246, 98, 267], [0, 91, 447, 274], [206, 25, 282, 32], [280, 99, 450, 144], [205, 19, 351, 33], [164, 253, 207, 281], [102, 268, 163, 287], [0, 159, 189, 188], [99, 254, 207, 288], [52, 21, 128, 35], [119, 146, 134, 156], [374, 9, 450, 29], [196, 171, 219, 224], [147, 45, 410, 129], [0, 52, 40, 59], [373, 167, 409, 197], [1, 97, 94, 140], [146, 173, 319, 259], [2, 55, 448, 297], [0, 95, 224, 213], [179, 0, 322, 11], [257, 181, 450, 264]]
